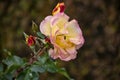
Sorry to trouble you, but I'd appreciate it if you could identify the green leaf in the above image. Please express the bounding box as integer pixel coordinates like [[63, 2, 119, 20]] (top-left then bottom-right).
[[2, 65, 19, 80], [2, 57, 14, 67], [45, 59, 57, 73], [30, 45, 36, 54], [13, 56, 25, 65], [58, 68, 74, 80], [17, 69, 39, 80], [37, 32, 45, 39], [0, 64, 3, 72], [24, 72, 32, 80], [32, 21, 39, 33], [46, 64, 57, 73], [0, 64, 4, 78], [17, 69, 32, 80], [30, 65, 45, 73], [16, 70, 26, 80], [2, 56, 26, 79], [7, 65, 21, 74], [23, 32, 28, 39], [4, 73, 13, 80], [31, 72, 39, 80], [2, 56, 25, 67], [37, 53, 49, 64], [38, 54, 58, 73], [3, 49, 12, 56]]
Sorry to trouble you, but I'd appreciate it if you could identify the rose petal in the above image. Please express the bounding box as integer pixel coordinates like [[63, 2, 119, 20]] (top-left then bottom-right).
[[65, 19, 84, 45], [69, 37, 84, 45], [51, 13, 69, 27], [65, 47, 77, 54], [62, 47, 77, 61], [50, 13, 69, 36], [40, 16, 52, 36], [49, 48, 58, 59], [58, 48, 69, 59], [66, 20, 82, 36]]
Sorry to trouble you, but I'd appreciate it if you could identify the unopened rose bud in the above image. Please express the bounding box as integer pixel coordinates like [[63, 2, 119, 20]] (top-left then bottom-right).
[[52, 2, 65, 15], [45, 37, 50, 43], [26, 35, 36, 46]]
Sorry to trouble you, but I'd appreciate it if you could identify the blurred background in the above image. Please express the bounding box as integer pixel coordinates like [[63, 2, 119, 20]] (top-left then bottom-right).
[[0, 0, 120, 80]]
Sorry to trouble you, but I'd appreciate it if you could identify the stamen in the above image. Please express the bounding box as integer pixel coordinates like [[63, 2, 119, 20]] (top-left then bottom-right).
[[64, 36, 66, 40]]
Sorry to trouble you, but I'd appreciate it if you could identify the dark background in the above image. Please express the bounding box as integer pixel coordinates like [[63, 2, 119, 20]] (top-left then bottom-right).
[[0, 0, 120, 80]]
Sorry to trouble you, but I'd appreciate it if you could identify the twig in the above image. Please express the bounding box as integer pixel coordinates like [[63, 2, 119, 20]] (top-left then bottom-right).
[[36, 45, 48, 56]]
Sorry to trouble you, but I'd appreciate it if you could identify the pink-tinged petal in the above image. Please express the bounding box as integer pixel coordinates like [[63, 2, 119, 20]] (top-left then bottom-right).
[[52, 46, 77, 61], [63, 47, 77, 61], [49, 48, 58, 59], [51, 13, 69, 27], [49, 41, 70, 61], [69, 36, 84, 45], [50, 13, 69, 36], [48, 48, 54, 57], [62, 54, 77, 61], [76, 37, 85, 49], [51, 25, 59, 37], [40, 16, 52, 36], [65, 47, 77, 54], [57, 46, 76, 61], [66, 19, 82, 37], [66, 19, 84, 45], [69, 38, 81, 45], [49, 44, 69, 60], [58, 47, 69, 59]]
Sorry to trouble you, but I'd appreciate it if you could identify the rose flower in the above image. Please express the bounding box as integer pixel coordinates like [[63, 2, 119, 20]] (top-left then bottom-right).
[[40, 3, 84, 61]]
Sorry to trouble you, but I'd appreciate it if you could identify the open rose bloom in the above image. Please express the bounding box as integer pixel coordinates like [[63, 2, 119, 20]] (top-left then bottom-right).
[[40, 3, 84, 61]]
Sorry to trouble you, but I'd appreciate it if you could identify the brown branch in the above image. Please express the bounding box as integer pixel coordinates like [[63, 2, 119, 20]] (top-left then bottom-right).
[[37, 45, 48, 56]]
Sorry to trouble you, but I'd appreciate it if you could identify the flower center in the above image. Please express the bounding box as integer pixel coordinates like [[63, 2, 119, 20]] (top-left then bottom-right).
[[55, 35, 74, 48]]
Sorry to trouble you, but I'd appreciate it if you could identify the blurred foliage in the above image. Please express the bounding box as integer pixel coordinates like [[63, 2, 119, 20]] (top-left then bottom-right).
[[0, 0, 120, 80], [0, 53, 72, 80]]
